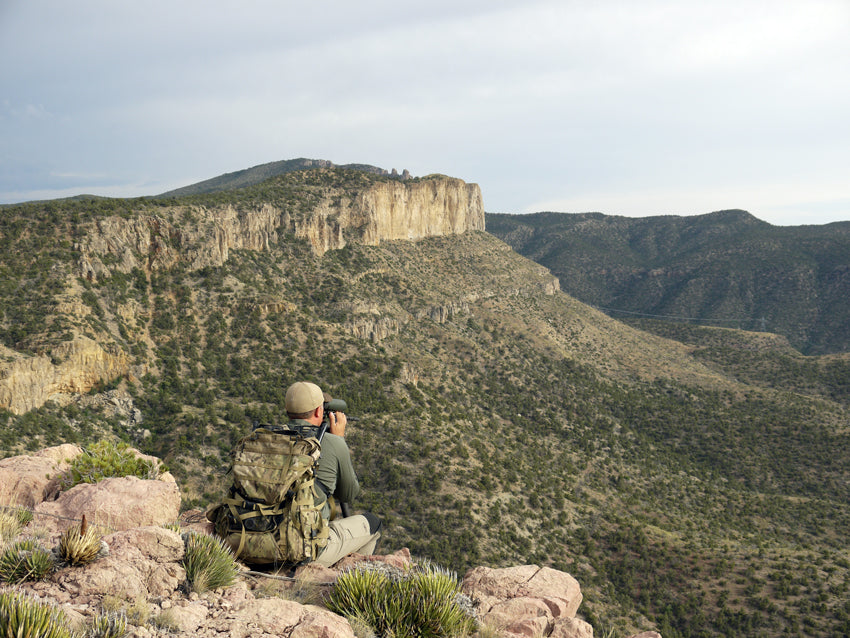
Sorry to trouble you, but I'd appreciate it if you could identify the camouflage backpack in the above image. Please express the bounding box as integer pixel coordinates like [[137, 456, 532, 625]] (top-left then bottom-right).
[[207, 425, 330, 565]]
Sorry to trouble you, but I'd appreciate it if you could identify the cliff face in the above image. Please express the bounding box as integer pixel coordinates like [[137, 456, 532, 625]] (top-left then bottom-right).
[[78, 175, 484, 279], [0, 338, 130, 414], [351, 178, 484, 244], [1, 173, 486, 414]]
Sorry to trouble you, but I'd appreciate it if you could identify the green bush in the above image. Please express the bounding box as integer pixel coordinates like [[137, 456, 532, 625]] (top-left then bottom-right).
[[61, 440, 163, 489], [0, 588, 74, 638], [0, 539, 54, 584], [326, 561, 476, 638], [182, 532, 239, 593]]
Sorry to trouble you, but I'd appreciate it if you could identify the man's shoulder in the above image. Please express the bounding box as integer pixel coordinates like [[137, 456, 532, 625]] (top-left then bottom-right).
[[320, 433, 350, 453]]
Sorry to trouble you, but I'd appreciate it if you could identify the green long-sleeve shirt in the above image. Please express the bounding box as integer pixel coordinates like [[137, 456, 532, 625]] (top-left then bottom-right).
[[287, 419, 361, 518], [315, 432, 361, 504]]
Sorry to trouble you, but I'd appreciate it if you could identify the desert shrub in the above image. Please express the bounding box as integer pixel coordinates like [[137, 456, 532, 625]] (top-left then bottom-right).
[[150, 607, 180, 632], [0, 539, 54, 584], [0, 588, 74, 638], [182, 531, 239, 593], [57, 516, 104, 566], [86, 610, 128, 638], [326, 560, 476, 638], [0, 506, 34, 544], [61, 440, 163, 489]]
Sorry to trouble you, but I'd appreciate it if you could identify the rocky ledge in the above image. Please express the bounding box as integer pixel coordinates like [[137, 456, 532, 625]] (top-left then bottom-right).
[[0, 445, 661, 638]]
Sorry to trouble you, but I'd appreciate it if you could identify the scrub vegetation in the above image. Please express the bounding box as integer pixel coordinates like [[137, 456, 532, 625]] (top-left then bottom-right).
[[0, 168, 849, 636]]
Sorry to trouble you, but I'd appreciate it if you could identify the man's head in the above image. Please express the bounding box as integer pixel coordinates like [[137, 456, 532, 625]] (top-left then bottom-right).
[[285, 381, 324, 420]]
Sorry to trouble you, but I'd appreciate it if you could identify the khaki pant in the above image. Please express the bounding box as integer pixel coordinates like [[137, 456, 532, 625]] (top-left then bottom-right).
[[315, 514, 380, 567]]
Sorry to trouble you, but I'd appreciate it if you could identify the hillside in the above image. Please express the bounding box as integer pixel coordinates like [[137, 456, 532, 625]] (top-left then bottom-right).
[[486, 210, 850, 355], [157, 157, 410, 198], [1, 167, 849, 637]]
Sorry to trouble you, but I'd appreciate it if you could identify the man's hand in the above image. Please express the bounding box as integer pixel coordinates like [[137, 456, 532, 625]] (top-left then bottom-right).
[[328, 410, 347, 437]]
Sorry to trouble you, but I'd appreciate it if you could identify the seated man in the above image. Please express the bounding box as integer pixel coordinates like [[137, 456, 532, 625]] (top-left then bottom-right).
[[284, 381, 382, 566]]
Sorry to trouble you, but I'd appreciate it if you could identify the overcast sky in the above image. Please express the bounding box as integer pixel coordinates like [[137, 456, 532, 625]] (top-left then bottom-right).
[[2, 1, 848, 225]]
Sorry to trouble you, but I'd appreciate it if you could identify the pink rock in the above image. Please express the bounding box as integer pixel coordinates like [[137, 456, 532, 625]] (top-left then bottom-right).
[[462, 565, 583, 619], [231, 598, 355, 638], [487, 597, 553, 636], [0, 444, 82, 507], [34, 475, 181, 534], [294, 562, 338, 585], [54, 527, 186, 599], [551, 616, 595, 638], [463, 564, 541, 600], [335, 547, 413, 572], [630, 632, 663, 638], [505, 616, 552, 637], [522, 566, 583, 618], [167, 602, 209, 632], [106, 526, 184, 562]]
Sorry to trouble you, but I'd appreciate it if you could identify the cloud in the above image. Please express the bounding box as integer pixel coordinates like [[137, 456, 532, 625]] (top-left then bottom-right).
[[0, 0, 847, 225]]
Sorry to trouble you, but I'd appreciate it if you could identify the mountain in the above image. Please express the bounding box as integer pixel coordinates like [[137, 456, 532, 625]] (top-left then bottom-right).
[[1, 165, 849, 637], [486, 210, 850, 355], [156, 158, 411, 198]]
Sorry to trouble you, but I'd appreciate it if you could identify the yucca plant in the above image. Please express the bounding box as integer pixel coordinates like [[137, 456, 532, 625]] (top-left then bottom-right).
[[86, 610, 127, 638], [57, 515, 104, 567], [0, 539, 55, 584], [182, 531, 239, 593], [326, 561, 476, 638], [0, 587, 74, 638]]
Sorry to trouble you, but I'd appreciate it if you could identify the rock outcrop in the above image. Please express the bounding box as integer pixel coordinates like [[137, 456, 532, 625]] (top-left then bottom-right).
[[0, 337, 130, 415], [35, 474, 181, 535], [77, 173, 485, 279], [1, 444, 179, 534], [463, 565, 590, 638], [1, 445, 662, 638], [0, 444, 81, 508], [350, 177, 484, 246]]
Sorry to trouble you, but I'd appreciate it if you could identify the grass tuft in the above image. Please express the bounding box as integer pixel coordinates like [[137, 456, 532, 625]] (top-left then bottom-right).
[[86, 610, 128, 638], [182, 531, 239, 593], [0, 506, 34, 544]]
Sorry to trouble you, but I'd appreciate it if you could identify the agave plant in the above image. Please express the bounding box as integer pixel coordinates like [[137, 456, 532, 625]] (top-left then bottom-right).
[[182, 531, 239, 593], [0, 538, 55, 584], [57, 515, 104, 567], [326, 560, 476, 638], [0, 588, 74, 638]]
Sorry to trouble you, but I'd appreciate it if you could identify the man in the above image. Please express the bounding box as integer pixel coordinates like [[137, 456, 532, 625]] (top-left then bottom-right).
[[284, 381, 382, 566]]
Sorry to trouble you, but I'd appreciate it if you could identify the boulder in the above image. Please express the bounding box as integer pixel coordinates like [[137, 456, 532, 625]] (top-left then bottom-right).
[[551, 616, 596, 638], [229, 598, 355, 638], [462, 565, 584, 638], [53, 526, 186, 599], [0, 444, 82, 507], [34, 474, 181, 534]]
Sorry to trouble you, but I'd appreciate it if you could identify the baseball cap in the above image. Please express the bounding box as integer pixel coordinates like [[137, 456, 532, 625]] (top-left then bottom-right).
[[285, 381, 324, 413]]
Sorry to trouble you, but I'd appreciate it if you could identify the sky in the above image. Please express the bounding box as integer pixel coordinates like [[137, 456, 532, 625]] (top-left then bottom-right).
[[1, 0, 849, 226]]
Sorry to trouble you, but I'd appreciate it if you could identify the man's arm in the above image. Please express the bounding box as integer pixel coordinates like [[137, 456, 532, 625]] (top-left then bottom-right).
[[315, 433, 361, 503]]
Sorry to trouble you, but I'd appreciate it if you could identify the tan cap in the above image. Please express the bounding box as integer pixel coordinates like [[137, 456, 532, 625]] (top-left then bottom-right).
[[285, 381, 324, 413]]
